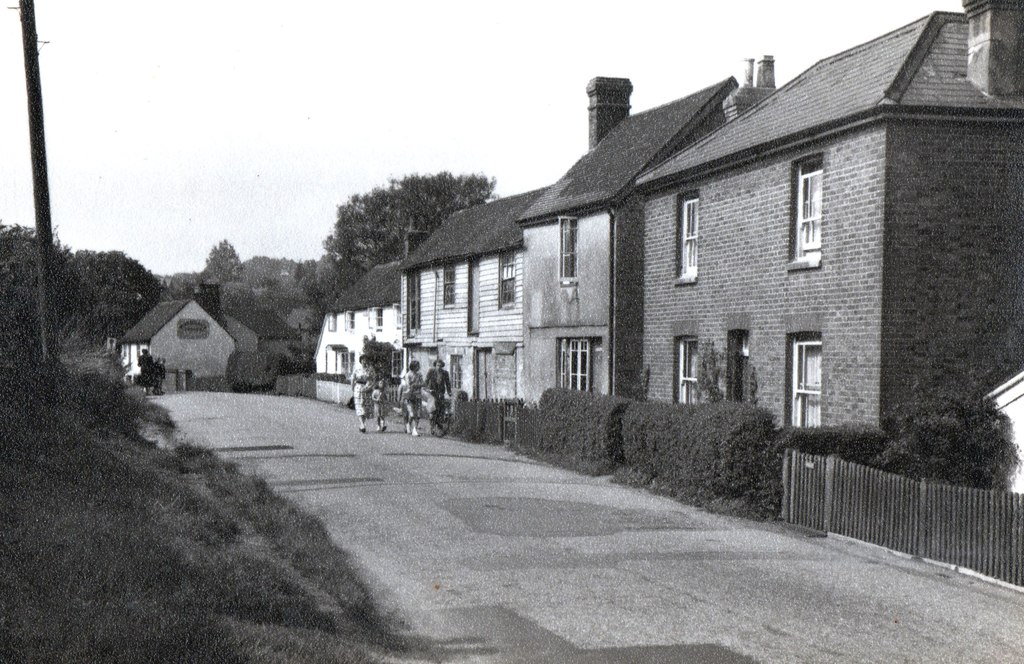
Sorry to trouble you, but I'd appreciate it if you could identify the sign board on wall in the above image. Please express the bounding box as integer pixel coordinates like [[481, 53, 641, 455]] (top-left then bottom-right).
[[177, 319, 210, 339]]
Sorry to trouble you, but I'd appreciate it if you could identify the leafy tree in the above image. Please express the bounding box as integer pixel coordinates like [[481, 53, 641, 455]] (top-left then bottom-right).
[[69, 250, 161, 342], [362, 338, 399, 382], [324, 172, 496, 277], [201, 239, 243, 283]]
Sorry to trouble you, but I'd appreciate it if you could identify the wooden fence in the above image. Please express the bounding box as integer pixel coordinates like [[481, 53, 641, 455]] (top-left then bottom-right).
[[782, 449, 1024, 587], [450, 399, 524, 444]]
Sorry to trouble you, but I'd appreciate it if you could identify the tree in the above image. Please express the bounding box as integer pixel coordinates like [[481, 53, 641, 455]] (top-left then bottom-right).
[[201, 239, 243, 283], [69, 250, 161, 342], [323, 172, 496, 277]]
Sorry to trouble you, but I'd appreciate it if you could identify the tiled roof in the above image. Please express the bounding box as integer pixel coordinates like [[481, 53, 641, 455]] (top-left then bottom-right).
[[520, 79, 736, 222], [121, 300, 190, 343], [224, 306, 298, 340], [640, 12, 1024, 187], [402, 189, 546, 270], [333, 260, 402, 311]]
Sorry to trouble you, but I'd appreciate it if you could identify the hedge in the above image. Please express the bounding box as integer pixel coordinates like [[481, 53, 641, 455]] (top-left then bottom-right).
[[777, 425, 889, 466], [536, 388, 629, 474]]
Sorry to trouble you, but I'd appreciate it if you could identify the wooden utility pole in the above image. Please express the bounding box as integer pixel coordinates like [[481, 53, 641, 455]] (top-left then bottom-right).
[[19, 0, 57, 362]]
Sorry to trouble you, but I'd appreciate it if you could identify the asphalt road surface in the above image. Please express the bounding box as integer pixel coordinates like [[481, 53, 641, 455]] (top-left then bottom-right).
[[163, 392, 1024, 663]]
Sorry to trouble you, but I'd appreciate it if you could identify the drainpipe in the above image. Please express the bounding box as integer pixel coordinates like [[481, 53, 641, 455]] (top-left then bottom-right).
[[608, 208, 616, 396]]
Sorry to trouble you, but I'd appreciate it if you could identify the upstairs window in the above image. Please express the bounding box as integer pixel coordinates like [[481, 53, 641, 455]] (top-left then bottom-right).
[[327, 314, 337, 332], [374, 307, 384, 329], [559, 217, 578, 283], [346, 311, 355, 331], [406, 272, 420, 335], [795, 158, 823, 262], [443, 265, 456, 306], [499, 252, 516, 307], [678, 196, 699, 279], [791, 334, 822, 427]]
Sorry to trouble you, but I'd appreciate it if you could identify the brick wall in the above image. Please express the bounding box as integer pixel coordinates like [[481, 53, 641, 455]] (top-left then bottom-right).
[[881, 119, 1024, 410], [642, 126, 888, 426]]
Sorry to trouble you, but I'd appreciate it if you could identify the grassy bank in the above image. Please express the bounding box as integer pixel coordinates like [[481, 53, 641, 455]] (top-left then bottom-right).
[[0, 357, 407, 663]]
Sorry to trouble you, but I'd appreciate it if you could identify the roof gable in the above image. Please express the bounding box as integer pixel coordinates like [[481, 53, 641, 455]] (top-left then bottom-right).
[[520, 79, 735, 222], [333, 260, 402, 311], [402, 188, 545, 270]]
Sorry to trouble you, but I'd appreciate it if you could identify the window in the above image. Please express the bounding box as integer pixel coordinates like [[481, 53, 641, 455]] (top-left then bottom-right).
[[678, 196, 699, 279], [559, 338, 591, 391], [443, 265, 456, 306], [450, 355, 463, 391], [327, 314, 337, 332], [406, 272, 420, 334], [676, 337, 698, 404], [791, 335, 822, 427], [346, 311, 355, 331], [795, 158, 823, 261], [499, 252, 515, 307], [391, 349, 403, 377], [374, 307, 384, 329], [559, 217, 578, 283], [726, 330, 750, 402]]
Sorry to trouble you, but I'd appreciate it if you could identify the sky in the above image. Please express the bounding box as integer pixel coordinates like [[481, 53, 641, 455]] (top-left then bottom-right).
[[1, 0, 966, 276]]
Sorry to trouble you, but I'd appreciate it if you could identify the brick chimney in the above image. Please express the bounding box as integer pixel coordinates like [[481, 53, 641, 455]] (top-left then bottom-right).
[[194, 282, 221, 318], [724, 56, 776, 120], [963, 0, 1024, 96], [404, 227, 430, 258], [587, 77, 633, 150]]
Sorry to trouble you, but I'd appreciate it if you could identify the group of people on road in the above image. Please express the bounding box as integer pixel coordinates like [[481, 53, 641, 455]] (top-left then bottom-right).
[[350, 354, 451, 437], [138, 349, 166, 396]]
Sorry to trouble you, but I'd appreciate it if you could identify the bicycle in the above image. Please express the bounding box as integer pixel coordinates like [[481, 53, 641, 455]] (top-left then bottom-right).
[[430, 394, 451, 437]]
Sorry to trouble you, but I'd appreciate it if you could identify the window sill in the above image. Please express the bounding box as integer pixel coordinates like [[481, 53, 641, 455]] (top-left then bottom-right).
[[675, 274, 698, 286], [560, 279, 578, 288], [787, 255, 822, 272]]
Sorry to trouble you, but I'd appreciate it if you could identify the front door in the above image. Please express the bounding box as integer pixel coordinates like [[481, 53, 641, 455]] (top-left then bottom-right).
[[474, 348, 492, 400]]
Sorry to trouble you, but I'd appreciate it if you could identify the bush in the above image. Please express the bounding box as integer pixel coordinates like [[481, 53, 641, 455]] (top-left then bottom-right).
[[881, 391, 1019, 490], [226, 351, 282, 392], [620, 400, 779, 517], [777, 425, 889, 466], [536, 389, 629, 474]]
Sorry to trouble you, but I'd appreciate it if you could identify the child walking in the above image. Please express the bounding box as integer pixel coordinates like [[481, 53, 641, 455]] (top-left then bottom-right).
[[371, 380, 388, 432]]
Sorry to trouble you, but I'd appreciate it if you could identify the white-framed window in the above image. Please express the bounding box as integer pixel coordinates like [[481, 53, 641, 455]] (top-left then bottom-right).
[[558, 338, 591, 391], [346, 311, 355, 331], [335, 348, 354, 376], [327, 314, 337, 332], [791, 335, 822, 427], [676, 337, 698, 404], [407, 272, 420, 334], [679, 196, 699, 279], [374, 307, 384, 329], [450, 354, 463, 392], [443, 265, 456, 306], [796, 159, 823, 260], [391, 349, 403, 377], [499, 252, 515, 307], [559, 217, 578, 283]]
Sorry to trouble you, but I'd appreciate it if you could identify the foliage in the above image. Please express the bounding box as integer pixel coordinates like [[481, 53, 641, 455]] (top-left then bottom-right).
[[225, 351, 283, 392], [298, 256, 364, 327], [68, 250, 162, 342], [881, 388, 1019, 490], [535, 388, 630, 474], [201, 239, 243, 283], [619, 400, 779, 517], [697, 341, 724, 402], [361, 338, 399, 381], [323, 171, 496, 278], [777, 426, 890, 466]]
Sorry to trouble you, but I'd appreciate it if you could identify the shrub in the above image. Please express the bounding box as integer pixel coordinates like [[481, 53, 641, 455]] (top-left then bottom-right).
[[777, 425, 889, 466], [537, 389, 630, 474], [226, 351, 283, 392]]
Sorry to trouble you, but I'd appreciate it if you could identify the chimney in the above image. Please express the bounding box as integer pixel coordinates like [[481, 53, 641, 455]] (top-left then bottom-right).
[[963, 0, 1024, 97], [194, 282, 221, 318], [587, 77, 633, 150], [404, 227, 430, 258], [724, 55, 777, 120]]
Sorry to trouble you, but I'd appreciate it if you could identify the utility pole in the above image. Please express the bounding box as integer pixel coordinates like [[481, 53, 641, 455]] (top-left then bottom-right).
[[19, 0, 57, 363]]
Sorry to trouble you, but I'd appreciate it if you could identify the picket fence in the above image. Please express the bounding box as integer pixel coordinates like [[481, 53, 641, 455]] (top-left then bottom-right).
[[782, 449, 1024, 587]]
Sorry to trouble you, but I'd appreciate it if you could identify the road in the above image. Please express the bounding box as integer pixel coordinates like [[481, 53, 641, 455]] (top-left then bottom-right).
[[163, 392, 1024, 663]]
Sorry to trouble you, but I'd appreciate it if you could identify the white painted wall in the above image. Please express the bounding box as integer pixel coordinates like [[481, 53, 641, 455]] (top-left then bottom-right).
[[314, 304, 401, 375]]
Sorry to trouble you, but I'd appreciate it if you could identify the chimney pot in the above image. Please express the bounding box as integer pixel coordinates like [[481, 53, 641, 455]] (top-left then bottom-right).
[[742, 58, 755, 87], [587, 77, 633, 150], [755, 55, 776, 89]]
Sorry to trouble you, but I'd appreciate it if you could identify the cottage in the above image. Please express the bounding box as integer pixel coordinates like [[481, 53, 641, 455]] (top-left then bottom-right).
[[401, 189, 544, 399], [637, 4, 1024, 427], [314, 261, 402, 377], [516, 76, 739, 402]]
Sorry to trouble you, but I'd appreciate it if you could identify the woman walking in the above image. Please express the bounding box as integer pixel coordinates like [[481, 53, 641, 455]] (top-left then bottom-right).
[[399, 360, 424, 437], [351, 354, 374, 433]]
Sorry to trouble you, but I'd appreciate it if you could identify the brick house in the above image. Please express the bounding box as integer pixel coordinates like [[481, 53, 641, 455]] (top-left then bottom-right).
[[400, 189, 544, 399], [314, 261, 402, 377], [516, 76, 740, 403], [636, 4, 1024, 427]]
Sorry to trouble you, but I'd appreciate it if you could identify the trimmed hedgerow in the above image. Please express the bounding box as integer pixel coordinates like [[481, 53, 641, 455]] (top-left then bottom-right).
[[536, 388, 630, 474], [777, 425, 889, 466], [619, 400, 779, 517]]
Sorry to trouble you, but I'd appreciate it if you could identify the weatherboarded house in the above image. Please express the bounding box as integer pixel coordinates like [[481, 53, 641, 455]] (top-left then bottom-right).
[[401, 190, 544, 399], [637, 5, 1024, 427]]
